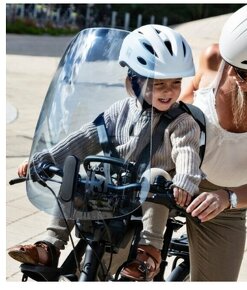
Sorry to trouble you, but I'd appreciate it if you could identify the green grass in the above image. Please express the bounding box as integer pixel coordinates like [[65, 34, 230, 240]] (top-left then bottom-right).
[[6, 19, 80, 36]]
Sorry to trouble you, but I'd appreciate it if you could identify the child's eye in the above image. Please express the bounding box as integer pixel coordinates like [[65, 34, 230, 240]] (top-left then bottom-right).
[[154, 83, 163, 87]]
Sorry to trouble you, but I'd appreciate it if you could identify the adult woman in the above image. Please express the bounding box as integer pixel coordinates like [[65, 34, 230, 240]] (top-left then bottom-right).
[[180, 5, 247, 281]]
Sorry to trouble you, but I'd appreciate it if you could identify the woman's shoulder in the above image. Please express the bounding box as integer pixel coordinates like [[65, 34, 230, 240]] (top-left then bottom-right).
[[197, 43, 222, 89], [179, 43, 222, 103], [199, 43, 221, 72]]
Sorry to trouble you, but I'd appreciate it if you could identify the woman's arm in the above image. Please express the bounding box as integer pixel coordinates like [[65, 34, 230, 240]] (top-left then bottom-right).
[[229, 184, 247, 209], [186, 184, 247, 222]]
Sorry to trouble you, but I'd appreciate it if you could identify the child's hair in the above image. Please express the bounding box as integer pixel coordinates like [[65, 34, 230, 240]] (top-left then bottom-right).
[[125, 76, 135, 97], [125, 74, 148, 98]]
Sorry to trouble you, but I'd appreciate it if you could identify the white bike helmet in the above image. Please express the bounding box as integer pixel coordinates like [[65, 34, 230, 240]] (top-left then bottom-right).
[[119, 24, 195, 79], [219, 5, 247, 69]]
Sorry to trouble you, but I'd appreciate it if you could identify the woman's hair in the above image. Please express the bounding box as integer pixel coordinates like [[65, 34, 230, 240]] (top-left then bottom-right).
[[231, 85, 247, 128], [214, 60, 246, 128]]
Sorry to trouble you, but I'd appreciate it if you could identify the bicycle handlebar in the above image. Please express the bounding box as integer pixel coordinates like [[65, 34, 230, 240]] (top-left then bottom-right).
[[9, 157, 200, 223]]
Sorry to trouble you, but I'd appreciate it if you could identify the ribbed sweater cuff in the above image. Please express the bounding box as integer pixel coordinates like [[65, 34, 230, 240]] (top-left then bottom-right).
[[172, 174, 200, 195]]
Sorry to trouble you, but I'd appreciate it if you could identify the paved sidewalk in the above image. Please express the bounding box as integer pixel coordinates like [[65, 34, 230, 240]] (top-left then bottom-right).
[[6, 13, 247, 282]]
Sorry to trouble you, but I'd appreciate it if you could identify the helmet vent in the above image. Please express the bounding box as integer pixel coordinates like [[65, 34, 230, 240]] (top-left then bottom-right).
[[241, 60, 247, 65], [143, 42, 157, 57], [137, 56, 147, 65], [182, 42, 186, 57], [164, 40, 173, 56]]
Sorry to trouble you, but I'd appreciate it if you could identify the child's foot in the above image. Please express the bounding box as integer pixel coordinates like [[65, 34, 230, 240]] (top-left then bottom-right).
[[120, 245, 161, 281], [8, 242, 60, 267]]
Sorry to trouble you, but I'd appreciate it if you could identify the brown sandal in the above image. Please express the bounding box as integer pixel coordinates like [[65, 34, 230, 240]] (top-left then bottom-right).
[[120, 245, 161, 281], [8, 241, 60, 267]]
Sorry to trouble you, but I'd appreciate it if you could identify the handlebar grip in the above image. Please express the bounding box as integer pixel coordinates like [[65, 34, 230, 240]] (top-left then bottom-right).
[[38, 163, 63, 177], [9, 177, 26, 185]]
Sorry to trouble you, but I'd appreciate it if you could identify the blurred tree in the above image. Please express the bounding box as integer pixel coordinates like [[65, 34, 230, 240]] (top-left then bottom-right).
[[7, 3, 246, 34]]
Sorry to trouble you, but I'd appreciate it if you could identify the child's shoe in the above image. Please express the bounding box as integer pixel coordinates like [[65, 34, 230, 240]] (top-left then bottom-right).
[[120, 244, 161, 281]]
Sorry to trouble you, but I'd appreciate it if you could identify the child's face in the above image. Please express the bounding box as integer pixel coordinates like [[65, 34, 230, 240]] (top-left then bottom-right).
[[143, 78, 182, 111]]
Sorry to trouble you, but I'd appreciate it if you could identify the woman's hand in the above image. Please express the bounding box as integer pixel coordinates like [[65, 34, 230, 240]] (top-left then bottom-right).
[[173, 187, 192, 207], [186, 189, 230, 222], [18, 160, 29, 177]]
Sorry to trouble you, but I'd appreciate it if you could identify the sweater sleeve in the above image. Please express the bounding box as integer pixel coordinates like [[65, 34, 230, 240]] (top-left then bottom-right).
[[31, 122, 102, 168], [31, 98, 129, 168], [169, 113, 202, 195]]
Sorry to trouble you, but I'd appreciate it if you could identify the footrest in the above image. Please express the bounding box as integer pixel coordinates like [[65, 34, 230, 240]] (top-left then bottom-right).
[[20, 263, 61, 281]]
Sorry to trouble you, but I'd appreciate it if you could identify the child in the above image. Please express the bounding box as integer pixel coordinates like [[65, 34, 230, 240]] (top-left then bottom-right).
[[9, 24, 201, 281]]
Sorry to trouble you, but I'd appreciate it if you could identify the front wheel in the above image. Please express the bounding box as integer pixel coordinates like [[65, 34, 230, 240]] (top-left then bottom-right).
[[166, 261, 190, 281]]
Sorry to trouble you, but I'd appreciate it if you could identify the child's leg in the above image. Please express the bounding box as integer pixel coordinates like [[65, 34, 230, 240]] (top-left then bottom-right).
[[139, 201, 169, 249], [120, 201, 169, 280], [44, 217, 75, 250]]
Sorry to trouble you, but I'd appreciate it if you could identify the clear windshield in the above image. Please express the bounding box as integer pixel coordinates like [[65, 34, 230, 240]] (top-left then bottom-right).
[[26, 28, 156, 220]]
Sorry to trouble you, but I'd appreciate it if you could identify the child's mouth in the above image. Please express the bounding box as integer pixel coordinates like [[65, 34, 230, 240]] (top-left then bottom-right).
[[158, 98, 172, 104]]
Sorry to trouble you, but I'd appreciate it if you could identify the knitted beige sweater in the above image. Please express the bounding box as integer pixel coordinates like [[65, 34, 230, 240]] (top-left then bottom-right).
[[33, 97, 201, 195]]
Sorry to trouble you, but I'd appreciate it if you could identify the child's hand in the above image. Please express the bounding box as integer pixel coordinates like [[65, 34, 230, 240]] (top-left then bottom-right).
[[173, 187, 192, 207], [18, 160, 28, 177]]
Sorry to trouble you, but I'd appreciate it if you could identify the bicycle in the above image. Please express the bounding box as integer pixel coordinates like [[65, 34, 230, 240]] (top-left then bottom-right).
[[10, 154, 195, 282]]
